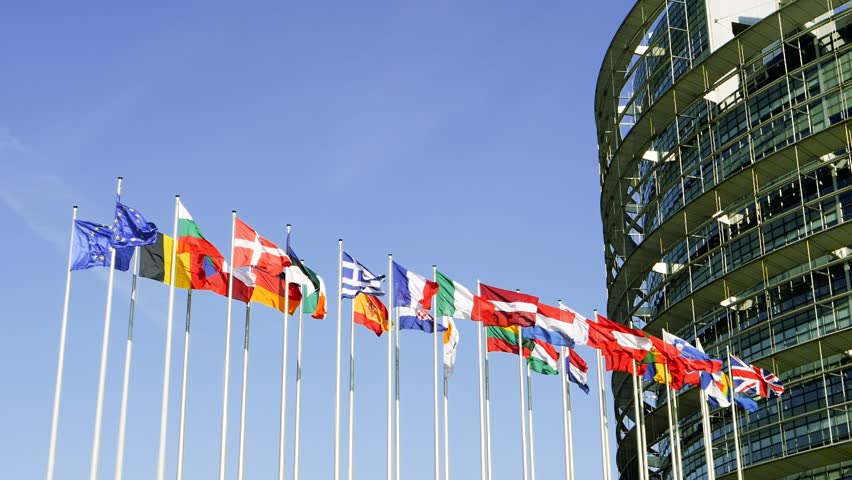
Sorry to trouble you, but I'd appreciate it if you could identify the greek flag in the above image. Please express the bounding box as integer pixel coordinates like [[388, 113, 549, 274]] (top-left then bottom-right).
[[341, 251, 385, 298]]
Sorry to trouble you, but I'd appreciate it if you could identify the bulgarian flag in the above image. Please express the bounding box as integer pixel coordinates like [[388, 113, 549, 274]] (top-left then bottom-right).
[[171, 200, 252, 302], [486, 325, 534, 356], [528, 339, 559, 375]]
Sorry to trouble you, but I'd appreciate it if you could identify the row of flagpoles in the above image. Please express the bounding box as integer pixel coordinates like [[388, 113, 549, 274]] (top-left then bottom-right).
[[47, 178, 786, 480]]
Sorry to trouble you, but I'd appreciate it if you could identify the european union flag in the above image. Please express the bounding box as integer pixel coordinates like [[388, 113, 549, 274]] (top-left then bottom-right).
[[71, 220, 133, 271], [112, 202, 157, 248]]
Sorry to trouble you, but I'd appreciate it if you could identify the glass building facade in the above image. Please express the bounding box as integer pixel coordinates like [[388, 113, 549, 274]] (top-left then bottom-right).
[[595, 0, 852, 478]]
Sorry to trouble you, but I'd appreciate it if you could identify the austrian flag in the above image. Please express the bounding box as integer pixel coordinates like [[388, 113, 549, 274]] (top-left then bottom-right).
[[476, 283, 538, 327], [234, 218, 291, 274]]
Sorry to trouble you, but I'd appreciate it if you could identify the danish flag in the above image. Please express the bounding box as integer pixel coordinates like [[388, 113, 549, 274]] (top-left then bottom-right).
[[233, 218, 291, 274], [730, 354, 784, 399]]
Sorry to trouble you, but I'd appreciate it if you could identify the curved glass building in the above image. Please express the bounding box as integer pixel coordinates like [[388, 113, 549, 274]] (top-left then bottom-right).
[[595, 0, 852, 478]]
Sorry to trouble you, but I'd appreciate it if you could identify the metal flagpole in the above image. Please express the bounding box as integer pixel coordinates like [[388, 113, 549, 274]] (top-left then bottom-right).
[[115, 248, 140, 480], [630, 360, 645, 480], [558, 345, 574, 480], [278, 225, 291, 480], [594, 309, 612, 480], [670, 372, 684, 479], [726, 346, 744, 480], [517, 317, 529, 480], [443, 367, 450, 480], [595, 349, 612, 480], [218, 210, 238, 480], [387, 255, 393, 480], [700, 390, 716, 480], [334, 239, 343, 480], [175, 288, 193, 480], [557, 301, 574, 480], [348, 296, 356, 480], [637, 371, 649, 480], [47, 205, 78, 480], [476, 285, 486, 480], [480, 282, 493, 480], [90, 177, 122, 480], [157, 195, 181, 480], [526, 362, 536, 480], [663, 366, 680, 480], [237, 304, 251, 480], [394, 286, 401, 480], [293, 264, 306, 480], [432, 265, 440, 480]]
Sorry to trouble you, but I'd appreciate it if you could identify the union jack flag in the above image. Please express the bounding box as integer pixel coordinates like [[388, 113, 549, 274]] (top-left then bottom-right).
[[730, 354, 784, 399]]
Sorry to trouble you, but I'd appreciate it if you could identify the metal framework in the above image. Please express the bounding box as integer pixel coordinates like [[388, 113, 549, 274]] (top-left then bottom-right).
[[596, 1, 852, 478]]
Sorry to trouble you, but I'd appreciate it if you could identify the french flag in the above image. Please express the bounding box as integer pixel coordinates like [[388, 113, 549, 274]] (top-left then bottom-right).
[[566, 348, 590, 394], [392, 261, 442, 333], [523, 302, 589, 347]]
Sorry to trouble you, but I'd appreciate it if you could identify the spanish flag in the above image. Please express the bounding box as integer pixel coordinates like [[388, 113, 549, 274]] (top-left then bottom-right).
[[353, 293, 389, 336]]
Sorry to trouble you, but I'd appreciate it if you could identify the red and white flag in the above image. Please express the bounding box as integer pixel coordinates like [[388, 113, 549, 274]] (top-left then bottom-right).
[[474, 283, 538, 327], [233, 218, 291, 274]]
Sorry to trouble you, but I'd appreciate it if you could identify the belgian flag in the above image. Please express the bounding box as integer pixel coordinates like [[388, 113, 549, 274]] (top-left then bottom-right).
[[139, 233, 193, 288]]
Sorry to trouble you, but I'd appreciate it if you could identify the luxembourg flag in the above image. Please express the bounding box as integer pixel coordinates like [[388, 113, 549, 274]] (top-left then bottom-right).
[[566, 348, 590, 394], [392, 261, 442, 333], [523, 302, 588, 347]]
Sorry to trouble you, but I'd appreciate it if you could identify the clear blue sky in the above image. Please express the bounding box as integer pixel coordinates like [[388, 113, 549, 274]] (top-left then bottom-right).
[[0, 2, 632, 478]]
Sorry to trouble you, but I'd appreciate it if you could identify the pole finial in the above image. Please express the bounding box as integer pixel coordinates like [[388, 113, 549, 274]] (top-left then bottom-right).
[[73, 205, 78, 209], [287, 223, 291, 228], [232, 210, 237, 214], [175, 194, 181, 199]]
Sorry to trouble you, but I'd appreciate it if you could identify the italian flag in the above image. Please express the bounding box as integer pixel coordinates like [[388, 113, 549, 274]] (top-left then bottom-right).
[[435, 270, 475, 321], [528, 339, 559, 375]]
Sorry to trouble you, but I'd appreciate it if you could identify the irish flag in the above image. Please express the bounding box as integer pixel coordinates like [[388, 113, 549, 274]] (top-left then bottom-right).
[[303, 268, 327, 320]]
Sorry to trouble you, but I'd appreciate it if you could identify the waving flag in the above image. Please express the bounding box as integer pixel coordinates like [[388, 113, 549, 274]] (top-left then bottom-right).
[[566, 349, 590, 394], [476, 283, 538, 327], [112, 202, 157, 247], [392, 261, 441, 333], [486, 325, 534, 356], [730, 354, 784, 399], [523, 303, 586, 347], [435, 271, 474, 321], [528, 339, 559, 375], [71, 220, 133, 271], [700, 370, 758, 412], [443, 318, 459, 377], [234, 218, 290, 274], [588, 314, 652, 362], [353, 293, 390, 336], [559, 305, 590, 345], [341, 251, 384, 298], [662, 330, 723, 375]]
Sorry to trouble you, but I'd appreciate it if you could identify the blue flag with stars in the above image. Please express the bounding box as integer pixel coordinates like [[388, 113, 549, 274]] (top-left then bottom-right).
[[71, 220, 133, 271], [112, 202, 158, 248]]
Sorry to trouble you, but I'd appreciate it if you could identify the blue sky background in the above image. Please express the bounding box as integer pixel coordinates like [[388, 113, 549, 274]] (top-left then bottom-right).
[[0, 2, 632, 478]]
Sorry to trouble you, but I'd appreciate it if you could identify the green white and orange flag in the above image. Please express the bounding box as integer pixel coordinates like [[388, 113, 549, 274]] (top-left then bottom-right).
[[303, 270, 327, 319]]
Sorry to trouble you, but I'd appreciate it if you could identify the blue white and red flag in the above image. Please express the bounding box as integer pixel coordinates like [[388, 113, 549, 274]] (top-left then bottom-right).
[[392, 261, 442, 333]]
